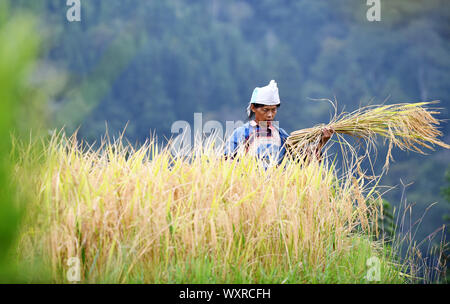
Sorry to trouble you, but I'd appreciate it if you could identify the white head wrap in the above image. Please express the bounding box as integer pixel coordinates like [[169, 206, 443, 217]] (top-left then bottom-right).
[[246, 80, 281, 118]]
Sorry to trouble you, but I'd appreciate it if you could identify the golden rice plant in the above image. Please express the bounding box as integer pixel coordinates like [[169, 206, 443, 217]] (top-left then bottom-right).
[[286, 101, 450, 170], [12, 130, 407, 283]]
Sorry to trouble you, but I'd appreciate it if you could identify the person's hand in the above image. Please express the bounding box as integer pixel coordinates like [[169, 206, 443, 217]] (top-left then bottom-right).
[[320, 126, 334, 145], [314, 126, 334, 161]]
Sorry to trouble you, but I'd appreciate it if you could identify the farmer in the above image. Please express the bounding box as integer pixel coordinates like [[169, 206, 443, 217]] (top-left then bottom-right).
[[224, 80, 334, 167]]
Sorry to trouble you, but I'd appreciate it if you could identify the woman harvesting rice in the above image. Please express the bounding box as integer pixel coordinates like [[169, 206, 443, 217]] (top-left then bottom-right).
[[224, 80, 334, 167]]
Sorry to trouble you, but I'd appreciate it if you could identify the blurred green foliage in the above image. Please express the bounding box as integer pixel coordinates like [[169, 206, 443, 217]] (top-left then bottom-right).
[[0, 1, 41, 282]]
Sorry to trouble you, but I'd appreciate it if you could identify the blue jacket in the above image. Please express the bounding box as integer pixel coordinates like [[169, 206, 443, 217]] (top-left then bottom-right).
[[224, 121, 290, 165]]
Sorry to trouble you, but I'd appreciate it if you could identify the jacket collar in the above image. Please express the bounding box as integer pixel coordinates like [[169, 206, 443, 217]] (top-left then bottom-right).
[[250, 120, 273, 128]]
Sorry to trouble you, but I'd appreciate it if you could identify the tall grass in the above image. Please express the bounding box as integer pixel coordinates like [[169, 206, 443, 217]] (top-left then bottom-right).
[[13, 130, 413, 283]]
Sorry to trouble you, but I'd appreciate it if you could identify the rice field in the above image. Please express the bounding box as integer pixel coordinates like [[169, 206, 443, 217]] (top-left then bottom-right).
[[11, 130, 411, 283]]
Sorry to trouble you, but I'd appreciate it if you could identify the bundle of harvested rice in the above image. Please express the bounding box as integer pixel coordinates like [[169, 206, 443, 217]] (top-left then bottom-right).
[[286, 101, 450, 168]]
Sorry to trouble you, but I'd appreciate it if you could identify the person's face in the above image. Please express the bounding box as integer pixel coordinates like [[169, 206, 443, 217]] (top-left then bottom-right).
[[251, 104, 278, 122]]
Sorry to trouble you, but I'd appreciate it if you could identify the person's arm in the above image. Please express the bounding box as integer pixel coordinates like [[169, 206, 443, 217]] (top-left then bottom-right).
[[282, 126, 333, 164], [224, 127, 244, 160], [277, 127, 290, 166]]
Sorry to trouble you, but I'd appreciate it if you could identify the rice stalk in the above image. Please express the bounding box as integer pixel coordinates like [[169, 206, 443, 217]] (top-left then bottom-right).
[[12, 130, 409, 283], [286, 101, 450, 170]]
